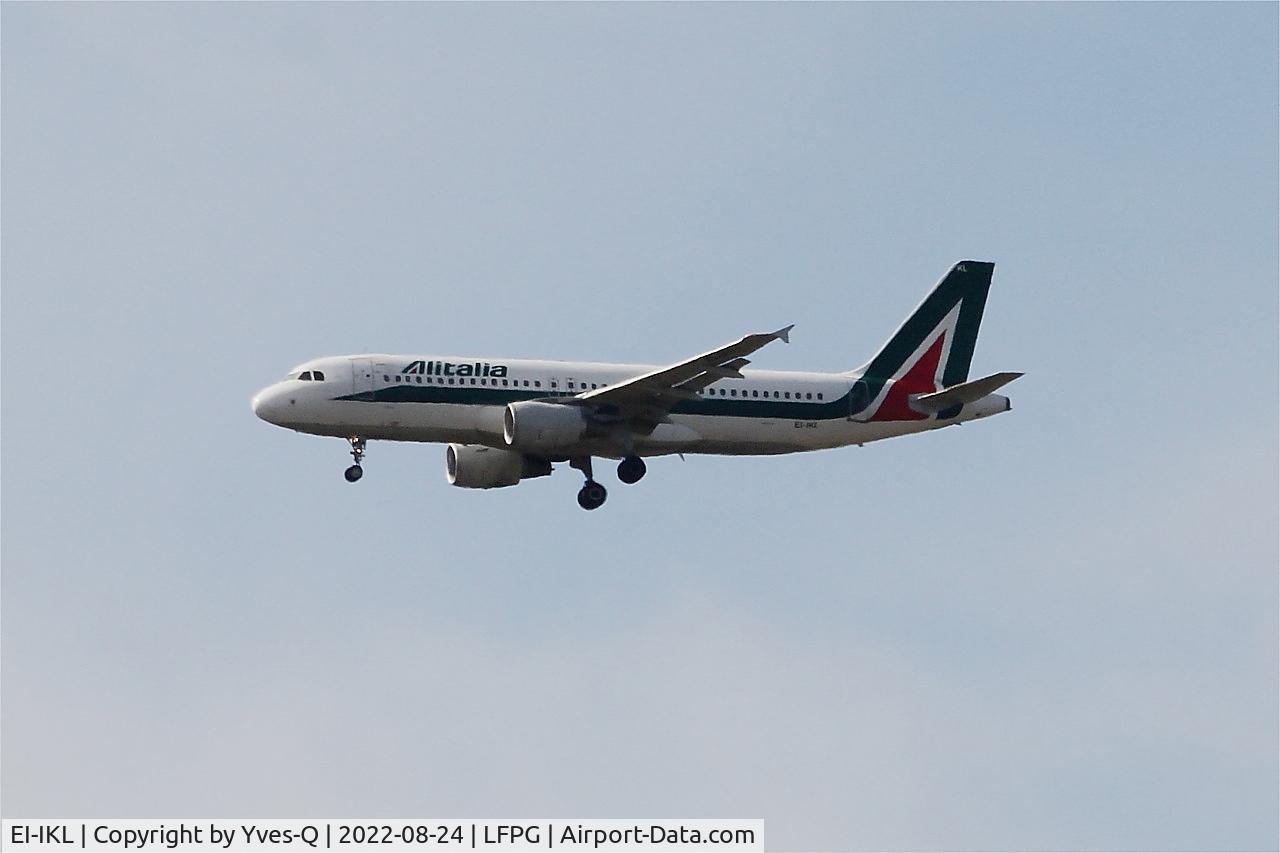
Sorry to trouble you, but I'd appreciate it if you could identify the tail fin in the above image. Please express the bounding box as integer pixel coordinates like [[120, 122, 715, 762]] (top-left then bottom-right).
[[849, 261, 995, 421]]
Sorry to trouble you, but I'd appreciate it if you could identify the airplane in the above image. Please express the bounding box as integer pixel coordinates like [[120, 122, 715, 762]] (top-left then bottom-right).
[[252, 261, 1021, 510]]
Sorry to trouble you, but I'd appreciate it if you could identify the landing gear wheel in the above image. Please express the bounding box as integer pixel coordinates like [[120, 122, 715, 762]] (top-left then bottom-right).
[[344, 437, 367, 482], [617, 455, 646, 484], [577, 480, 607, 510]]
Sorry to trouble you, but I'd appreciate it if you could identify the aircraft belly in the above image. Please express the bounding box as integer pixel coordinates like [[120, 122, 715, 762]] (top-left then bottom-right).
[[669, 414, 827, 455], [665, 414, 950, 455], [304, 401, 505, 444], [394, 402, 502, 444]]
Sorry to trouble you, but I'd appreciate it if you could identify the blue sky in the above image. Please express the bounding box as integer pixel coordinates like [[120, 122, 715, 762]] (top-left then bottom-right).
[[3, 4, 1276, 850]]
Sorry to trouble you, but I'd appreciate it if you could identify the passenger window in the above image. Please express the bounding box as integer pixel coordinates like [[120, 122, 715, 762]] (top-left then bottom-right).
[[773, 391, 780, 398], [784, 392, 790, 399], [719, 389, 726, 396], [470, 378, 476, 385], [383, 375, 389, 382], [551, 381, 558, 389], [534, 381, 541, 388], [730, 389, 737, 396], [448, 378, 455, 385], [415, 376, 422, 384], [805, 392, 812, 400], [752, 390, 759, 398], [394, 375, 401, 382], [817, 393, 824, 400]]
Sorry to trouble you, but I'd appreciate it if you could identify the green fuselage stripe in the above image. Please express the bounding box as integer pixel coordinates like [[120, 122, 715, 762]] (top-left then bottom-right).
[[333, 385, 855, 421]]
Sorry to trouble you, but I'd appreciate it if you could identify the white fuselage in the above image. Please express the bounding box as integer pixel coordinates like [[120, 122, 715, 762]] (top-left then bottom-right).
[[251, 353, 1011, 460]]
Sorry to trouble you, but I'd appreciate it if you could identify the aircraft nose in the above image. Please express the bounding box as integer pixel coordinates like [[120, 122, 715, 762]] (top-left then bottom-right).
[[252, 385, 290, 425]]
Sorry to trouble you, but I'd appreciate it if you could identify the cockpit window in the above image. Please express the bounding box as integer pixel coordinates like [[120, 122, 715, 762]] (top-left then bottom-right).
[[312, 371, 324, 381], [299, 371, 313, 381]]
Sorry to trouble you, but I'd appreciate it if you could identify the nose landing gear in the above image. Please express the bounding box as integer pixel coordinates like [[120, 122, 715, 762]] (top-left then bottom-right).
[[344, 436, 366, 483], [570, 456, 607, 510]]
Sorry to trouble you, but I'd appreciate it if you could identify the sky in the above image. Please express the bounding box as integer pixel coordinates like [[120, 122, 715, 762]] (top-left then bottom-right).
[[2, 4, 1277, 850]]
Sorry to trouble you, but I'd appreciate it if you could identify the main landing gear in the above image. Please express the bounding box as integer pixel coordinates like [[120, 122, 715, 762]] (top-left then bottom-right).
[[344, 436, 366, 483], [617, 455, 646, 484], [578, 480, 607, 511], [570, 455, 647, 510], [571, 457, 607, 511]]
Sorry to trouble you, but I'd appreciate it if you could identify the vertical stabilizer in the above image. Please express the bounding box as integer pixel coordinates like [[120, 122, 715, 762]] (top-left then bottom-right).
[[849, 261, 995, 421]]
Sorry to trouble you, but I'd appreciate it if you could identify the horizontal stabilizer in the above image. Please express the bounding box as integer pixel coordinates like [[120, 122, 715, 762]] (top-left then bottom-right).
[[908, 372, 1023, 414]]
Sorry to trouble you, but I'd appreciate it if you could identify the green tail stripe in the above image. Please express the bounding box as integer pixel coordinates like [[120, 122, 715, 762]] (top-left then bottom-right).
[[859, 261, 994, 399], [941, 264, 992, 388]]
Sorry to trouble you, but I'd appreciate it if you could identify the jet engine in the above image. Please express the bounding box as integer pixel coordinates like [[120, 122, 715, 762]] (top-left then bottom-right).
[[446, 444, 551, 489], [503, 401, 589, 453]]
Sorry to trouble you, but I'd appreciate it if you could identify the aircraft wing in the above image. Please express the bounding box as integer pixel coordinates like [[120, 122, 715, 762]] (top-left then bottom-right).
[[576, 325, 794, 414]]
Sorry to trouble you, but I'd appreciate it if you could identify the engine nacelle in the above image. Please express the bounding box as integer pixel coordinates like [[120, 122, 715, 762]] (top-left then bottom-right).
[[446, 444, 551, 489], [503, 401, 589, 453]]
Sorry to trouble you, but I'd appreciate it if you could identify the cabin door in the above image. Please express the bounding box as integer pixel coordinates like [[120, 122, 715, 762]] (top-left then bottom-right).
[[351, 357, 375, 399]]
